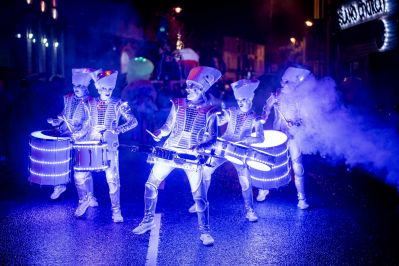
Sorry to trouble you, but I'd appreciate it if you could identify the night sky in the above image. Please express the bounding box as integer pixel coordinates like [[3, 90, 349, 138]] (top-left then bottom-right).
[[131, 0, 313, 45]]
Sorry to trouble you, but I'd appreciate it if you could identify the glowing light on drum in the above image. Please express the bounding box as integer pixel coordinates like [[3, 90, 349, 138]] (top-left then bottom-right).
[[273, 159, 290, 169], [246, 160, 271, 171], [214, 139, 247, 165], [247, 130, 291, 189], [73, 141, 109, 172], [29, 157, 71, 165], [29, 143, 72, 152], [73, 141, 104, 145], [74, 166, 109, 171], [29, 130, 72, 186], [250, 168, 291, 182], [72, 143, 108, 149], [29, 169, 70, 177], [251, 130, 288, 148], [224, 155, 245, 165]]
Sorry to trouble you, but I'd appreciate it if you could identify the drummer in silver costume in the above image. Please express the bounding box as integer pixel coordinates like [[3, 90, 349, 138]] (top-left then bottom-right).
[[189, 79, 264, 222], [260, 66, 311, 209], [74, 70, 138, 222], [132, 66, 221, 246], [47, 68, 94, 200]]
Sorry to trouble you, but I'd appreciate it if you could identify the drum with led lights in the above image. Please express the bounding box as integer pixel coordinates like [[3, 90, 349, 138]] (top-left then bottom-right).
[[72, 141, 109, 172], [210, 138, 249, 166], [146, 146, 204, 172], [247, 130, 291, 189], [28, 130, 72, 185]]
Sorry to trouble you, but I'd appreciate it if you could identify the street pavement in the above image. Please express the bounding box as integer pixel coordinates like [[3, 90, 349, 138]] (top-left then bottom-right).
[[0, 151, 398, 265]]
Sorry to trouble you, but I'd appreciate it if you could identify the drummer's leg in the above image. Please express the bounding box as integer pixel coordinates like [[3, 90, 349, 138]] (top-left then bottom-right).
[[203, 158, 225, 193], [289, 141, 309, 209], [87, 172, 98, 206], [188, 158, 224, 213], [132, 163, 174, 234], [105, 150, 124, 222], [187, 169, 214, 246], [236, 166, 258, 222], [74, 171, 93, 217]]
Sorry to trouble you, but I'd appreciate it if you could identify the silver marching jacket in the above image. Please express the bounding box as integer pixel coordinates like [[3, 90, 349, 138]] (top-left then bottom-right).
[[263, 93, 302, 136], [88, 97, 137, 148], [60, 93, 91, 139], [220, 107, 263, 144], [160, 98, 218, 153]]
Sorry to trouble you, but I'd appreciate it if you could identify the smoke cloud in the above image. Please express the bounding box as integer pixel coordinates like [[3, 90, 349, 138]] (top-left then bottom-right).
[[286, 75, 399, 186]]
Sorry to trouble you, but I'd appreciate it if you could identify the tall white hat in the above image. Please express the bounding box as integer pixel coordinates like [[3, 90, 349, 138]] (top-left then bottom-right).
[[72, 68, 94, 86], [231, 79, 260, 100], [281, 67, 311, 84], [186, 66, 222, 92], [91, 70, 118, 89]]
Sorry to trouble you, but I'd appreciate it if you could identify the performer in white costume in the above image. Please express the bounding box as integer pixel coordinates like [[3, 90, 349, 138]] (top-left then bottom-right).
[[47, 68, 93, 200], [74, 70, 137, 222], [189, 79, 264, 222], [132, 66, 221, 246], [260, 66, 312, 209]]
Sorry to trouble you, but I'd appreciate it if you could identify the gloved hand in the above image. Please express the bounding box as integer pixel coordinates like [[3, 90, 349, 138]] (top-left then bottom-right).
[[47, 118, 61, 126]]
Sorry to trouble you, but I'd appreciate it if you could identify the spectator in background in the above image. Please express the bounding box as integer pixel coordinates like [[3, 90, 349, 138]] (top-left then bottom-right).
[[121, 57, 157, 143]]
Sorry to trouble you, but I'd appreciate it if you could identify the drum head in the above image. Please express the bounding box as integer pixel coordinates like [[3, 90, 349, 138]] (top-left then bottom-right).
[[251, 130, 287, 148], [74, 140, 102, 145], [247, 160, 271, 171], [31, 130, 71, 140]]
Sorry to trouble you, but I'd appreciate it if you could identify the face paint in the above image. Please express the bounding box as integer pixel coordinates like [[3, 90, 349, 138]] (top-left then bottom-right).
[[185, 81, 203, 102], [98, 86, 114, 101], [73, 84, 88, 98], [236, 97, 252, 112]]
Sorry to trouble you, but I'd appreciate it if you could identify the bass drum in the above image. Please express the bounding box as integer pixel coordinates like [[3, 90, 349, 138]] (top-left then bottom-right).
[[248, 130, 291, 189], [29, 130, 72, 186]]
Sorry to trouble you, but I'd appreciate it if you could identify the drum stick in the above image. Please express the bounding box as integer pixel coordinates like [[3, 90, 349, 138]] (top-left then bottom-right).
[[61, 115, 74, 133], [146, 129, 161, 142], [275, 107, 289, 124]]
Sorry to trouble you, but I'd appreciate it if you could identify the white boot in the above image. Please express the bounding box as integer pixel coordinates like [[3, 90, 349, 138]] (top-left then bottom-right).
[[245, 209, 258, 222], [297, 199, 309, 209], [89, 197, 99, 207], [132, 213, 155, 234], [188, 203, 197, 213], [112, 209, 124, 223], [200, 233, 214, 246], [50, 185, 67, 200], [74, 195, 92, 217], [256, 189, 269, 202]]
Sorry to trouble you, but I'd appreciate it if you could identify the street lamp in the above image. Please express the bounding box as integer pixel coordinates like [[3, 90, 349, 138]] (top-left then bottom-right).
[[174, 6, 182, 14], [305, 20, 313, 27], [303, 20, 313, 65], [290, 37, 297, 45]]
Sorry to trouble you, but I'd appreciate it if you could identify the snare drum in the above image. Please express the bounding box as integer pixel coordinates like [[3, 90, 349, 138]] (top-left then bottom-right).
[[211, 138, 248, 166], [29, 130, 72, 185], [224, 142, 248, 165], [73, 141, 109, 171], [147, 147, 202, 171], [247, 130, 291, 189]]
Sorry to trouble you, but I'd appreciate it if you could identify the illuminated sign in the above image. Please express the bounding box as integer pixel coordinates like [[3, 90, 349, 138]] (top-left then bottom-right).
[[337, 0, 390, 29], [337, 0, 397, 51]]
